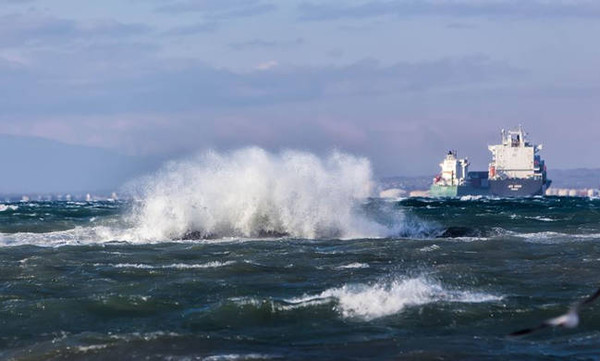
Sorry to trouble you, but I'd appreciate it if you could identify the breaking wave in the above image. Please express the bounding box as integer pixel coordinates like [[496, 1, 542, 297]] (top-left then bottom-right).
[[224, 276, 502, 321], [100, 261, 236, 270], [335, 262, 370, 270], [128, 148, 414, 241], [0, 204, 18, 212], [0, 148, 441, 246], [286, 276, 501, 320]]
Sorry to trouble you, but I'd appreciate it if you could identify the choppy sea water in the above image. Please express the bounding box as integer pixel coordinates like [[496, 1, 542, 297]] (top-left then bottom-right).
[[1, 197, 600, 361]]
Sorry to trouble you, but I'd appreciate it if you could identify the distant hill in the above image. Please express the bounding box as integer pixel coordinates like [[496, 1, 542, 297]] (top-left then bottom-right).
[[0, 135, 160, 194], [548, 168, 600, 189]]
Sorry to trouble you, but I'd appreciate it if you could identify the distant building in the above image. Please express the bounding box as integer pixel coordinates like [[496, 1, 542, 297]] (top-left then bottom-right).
[[546, 187, 599, 198], [379, 188, 407, 199], [409, 190, 430, 197]]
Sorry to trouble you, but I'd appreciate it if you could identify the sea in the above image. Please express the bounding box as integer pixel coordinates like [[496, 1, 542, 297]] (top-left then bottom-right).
[[1, 149, 600, 360]]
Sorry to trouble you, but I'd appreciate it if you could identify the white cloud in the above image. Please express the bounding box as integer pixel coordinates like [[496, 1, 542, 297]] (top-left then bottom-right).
[[0, 13, 152, 47], [298, 0, 600, 20], [255, 60, 279, 70]]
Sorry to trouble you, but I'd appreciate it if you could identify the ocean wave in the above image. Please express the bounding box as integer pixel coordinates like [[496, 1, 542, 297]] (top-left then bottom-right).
[[104, 261, 236, 270], [459, 195, 483, 201], [0, 149, 442, 245], [126, 148, 428, 241], [419, 244, 440, 252], [509, 214, 556, 222], [202, 354, 277, 361], [283, 276, 501, 320], [0, 227, 109, 247], [0, 204, 19, 212], [75, 344, 110, 353], [4, 331, 184, 360], [335, 262, 370, 270], [513, 231, 600, 243], [525, 216, 555, 222]]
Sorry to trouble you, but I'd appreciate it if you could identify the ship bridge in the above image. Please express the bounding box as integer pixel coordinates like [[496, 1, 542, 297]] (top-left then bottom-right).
[[488, 126, 544, 180], [435, 150, 469, 186]]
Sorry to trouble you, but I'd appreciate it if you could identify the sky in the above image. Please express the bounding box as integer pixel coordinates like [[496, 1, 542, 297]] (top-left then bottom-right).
[[1, 0, 599, 191]]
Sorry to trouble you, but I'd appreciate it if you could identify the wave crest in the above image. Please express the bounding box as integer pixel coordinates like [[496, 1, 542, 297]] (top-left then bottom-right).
[[288, 276, 501, 320], [129, 148, 393, 240]]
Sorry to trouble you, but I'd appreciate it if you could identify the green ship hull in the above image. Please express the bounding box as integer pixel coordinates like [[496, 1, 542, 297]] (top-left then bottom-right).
[[430, 184, 459, 197], [430, 183, 490, 198]]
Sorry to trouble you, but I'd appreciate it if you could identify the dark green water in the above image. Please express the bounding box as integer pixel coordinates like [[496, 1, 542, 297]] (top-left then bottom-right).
[[1, 197, 600, 360]]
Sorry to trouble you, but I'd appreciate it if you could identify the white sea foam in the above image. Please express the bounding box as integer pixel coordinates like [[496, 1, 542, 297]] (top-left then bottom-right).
[[512, 231, 600, 243], [107, 261, 236, 270], [335, 262, 370, 269], [0, 148, 437, 247], [459, 195, 482, 201], [75, 344, 109, 353], [419, 244, 440, 252], [127, 148, 412, 241], [0, 225, 137, 248], [525, 216, 555, 222], [286, 276, 501, 320], [0, 204, 19, 212], [203, 354, 275, 361], [112, 263, 154, 269]]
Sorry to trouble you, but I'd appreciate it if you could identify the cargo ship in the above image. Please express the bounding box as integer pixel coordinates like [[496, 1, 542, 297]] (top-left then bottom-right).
[[430, 126, 551, 197]]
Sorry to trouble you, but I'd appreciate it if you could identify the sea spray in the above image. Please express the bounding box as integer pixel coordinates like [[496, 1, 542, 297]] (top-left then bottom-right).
[[0, 148, 438, 247], [128, 148, 391, 240], [282, 276, 502, 320]]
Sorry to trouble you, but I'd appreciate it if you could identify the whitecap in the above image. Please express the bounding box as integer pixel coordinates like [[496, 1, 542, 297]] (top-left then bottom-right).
[[126, 148, 432, 241], [419, 244, 440, 252], [203, 354, 276, 361], [0, 149, 440, 247], [525, 216, 555, 222], [335, 262, 370, 270], [459, 195, 482, 201], [512, 231, 600, 243], [75, 344, 109, 353], [106, 261, 236, 270], [0, 204, 18, 212], [286, 276, 502, 321], [112, 263, 154, 269]]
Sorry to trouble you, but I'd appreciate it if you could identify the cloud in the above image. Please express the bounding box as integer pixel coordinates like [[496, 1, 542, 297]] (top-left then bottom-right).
[[0, 14, 151, 47], [162, 22, 218, 36], [445, 22, 477, 29], [298, 0, 600, 21], [229, 38, 304, 51], [255, 60, 279, 70], [0, 0, 36, 3], [156, 0, 277, 19], [0, 52, 521, 116]]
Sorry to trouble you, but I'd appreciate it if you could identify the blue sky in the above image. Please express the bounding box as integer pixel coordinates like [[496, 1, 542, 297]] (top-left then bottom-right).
[[1, 0, 599, 180]]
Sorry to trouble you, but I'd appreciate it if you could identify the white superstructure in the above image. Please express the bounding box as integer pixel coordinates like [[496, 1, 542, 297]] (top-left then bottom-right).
[[434, 151, 470, 186], [488, 126, 544, 180]]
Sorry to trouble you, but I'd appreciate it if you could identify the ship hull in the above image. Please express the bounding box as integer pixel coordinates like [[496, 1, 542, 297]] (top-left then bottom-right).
[[489, 178, 547, 197], [430, 184, 459, 197], [430, 184, 490, 198], [430, 177, 550, 198]]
